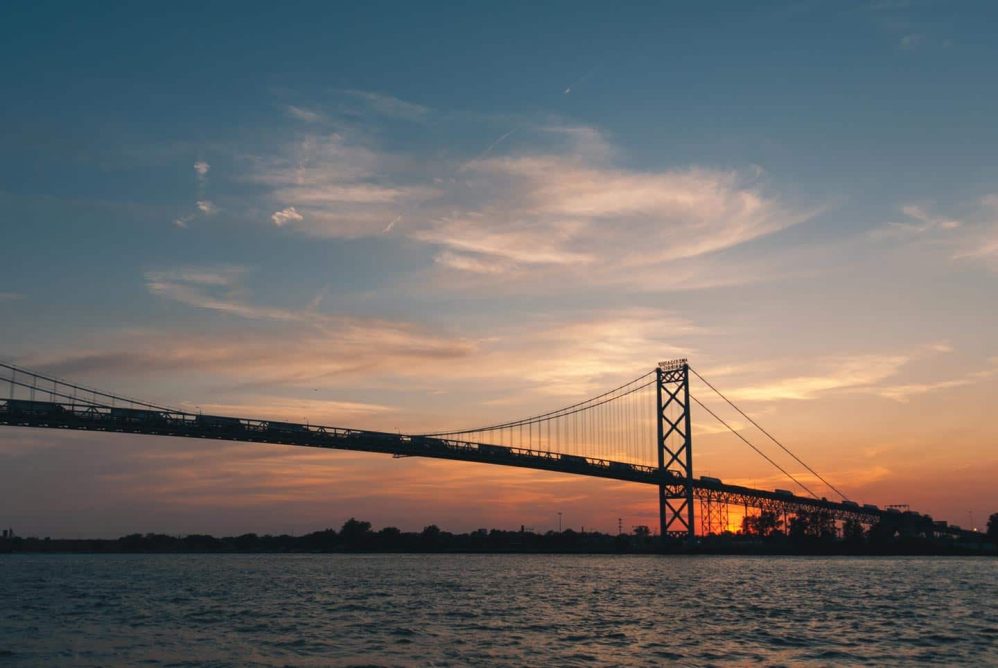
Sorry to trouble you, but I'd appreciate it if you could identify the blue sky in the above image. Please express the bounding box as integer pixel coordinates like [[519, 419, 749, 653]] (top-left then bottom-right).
[[1, 1, 997, 536]]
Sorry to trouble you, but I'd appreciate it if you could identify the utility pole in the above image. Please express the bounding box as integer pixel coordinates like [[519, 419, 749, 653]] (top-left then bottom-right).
[[557, 512, 562, 532]]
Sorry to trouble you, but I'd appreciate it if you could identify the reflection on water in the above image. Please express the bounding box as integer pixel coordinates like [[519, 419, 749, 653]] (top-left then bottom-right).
[[1, 554, 996, 666]]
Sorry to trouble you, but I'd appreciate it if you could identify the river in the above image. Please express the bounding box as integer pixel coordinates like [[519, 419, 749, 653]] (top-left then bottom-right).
[[1, 554, 995, 666]]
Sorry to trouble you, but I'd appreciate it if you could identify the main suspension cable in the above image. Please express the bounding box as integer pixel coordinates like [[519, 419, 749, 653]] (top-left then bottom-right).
[[1, 361, 178, 413], [689, 366, 850, 502], [690, 393, 820, 499]]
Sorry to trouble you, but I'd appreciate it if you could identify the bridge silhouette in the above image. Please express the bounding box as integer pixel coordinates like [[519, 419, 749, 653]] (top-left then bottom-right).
[[0, 359, 962, 540]]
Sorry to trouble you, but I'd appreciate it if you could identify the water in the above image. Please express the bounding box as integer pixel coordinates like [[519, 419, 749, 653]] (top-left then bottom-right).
[[1, 554, 995, 666]]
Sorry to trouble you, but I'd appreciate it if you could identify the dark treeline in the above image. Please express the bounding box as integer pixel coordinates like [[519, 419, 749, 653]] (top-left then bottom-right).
[[713, 509, 998, 555], [2, 514, 996, 555]]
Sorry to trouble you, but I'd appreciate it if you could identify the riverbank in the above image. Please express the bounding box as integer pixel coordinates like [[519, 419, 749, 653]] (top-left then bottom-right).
[[3, 530, 993, 556]]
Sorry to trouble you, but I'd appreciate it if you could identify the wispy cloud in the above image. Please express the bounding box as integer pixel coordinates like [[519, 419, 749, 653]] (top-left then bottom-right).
[[145, 265, 330, 324], [0, 292, 23, 302], [874, 359, 998, 402], [433, 250, 507, 274], [250, 132, 438, 236], [872, 197, 998, 271], [714, 345, 997, 406], [148, 267, 246, 287], [271, 206, 303, 226], [27, 322, 475, 401], [33, 268, 699, 422], [952, 194, 998, 265], [135, 264, 478, 390], [246, 112, 813, 290], [507, 309, 698, 396], [725, 354, 912, 402], [343, 90, 428, 120], [428, 150, 811, 273], [286, 105, 324, 123], [173, 161, 215, 228], [871, 204, 961, 239]]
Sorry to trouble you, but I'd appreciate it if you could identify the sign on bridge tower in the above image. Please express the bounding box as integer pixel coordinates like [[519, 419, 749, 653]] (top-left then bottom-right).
[[656, 359, 694, 540]]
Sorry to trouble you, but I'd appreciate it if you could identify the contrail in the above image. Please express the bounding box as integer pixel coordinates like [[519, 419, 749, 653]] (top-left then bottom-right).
[[383, 214, 402, 234], [388, 124, 520, 229], [472, 126, 521, 163]]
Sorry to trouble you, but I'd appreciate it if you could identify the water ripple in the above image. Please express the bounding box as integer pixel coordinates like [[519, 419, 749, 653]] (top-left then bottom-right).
[[0, 554, 995, 666]]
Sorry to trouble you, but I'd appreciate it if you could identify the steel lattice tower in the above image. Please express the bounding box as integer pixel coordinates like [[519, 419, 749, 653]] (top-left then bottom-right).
[[656, 359, 694, 540]]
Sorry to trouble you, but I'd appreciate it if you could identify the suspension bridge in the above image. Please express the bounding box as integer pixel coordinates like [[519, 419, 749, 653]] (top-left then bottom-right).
[[0, 359, 961, 540]]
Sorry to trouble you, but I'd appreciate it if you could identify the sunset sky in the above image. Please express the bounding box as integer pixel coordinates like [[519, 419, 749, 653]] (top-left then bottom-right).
[[1, 1, 996, 537]]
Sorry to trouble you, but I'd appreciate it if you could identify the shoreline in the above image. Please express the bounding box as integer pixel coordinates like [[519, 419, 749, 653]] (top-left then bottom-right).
[[3, 543, 993, 557]]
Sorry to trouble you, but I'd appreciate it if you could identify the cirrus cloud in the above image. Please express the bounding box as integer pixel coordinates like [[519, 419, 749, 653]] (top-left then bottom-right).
[[872, 196, 998, 272], [245, 116, 814, 290]]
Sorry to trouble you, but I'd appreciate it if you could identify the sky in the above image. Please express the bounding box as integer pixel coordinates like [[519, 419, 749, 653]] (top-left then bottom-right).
[[1, 0, 996, 537]]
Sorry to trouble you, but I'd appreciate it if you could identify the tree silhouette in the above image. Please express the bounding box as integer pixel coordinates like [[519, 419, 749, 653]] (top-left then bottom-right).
[[741, 511, 782, 537], [789, 510, 836, 541], [420, 524, 442, 547], [340, 518, 372, 543], [756, 511, 783, 537], [842, 519, 865, 543], [3, 515, 989, 555]]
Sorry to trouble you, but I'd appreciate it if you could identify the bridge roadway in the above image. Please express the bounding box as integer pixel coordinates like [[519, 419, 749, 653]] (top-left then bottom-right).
[[0, 398, 884, 523]]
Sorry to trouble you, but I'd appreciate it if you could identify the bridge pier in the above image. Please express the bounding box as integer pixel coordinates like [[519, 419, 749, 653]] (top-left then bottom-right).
[[700, 490, 730, 536], [656, 360, 695, 542]]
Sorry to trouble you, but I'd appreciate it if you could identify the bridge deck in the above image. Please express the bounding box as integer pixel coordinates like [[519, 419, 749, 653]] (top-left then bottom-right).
[[0, 399, 887, 522]]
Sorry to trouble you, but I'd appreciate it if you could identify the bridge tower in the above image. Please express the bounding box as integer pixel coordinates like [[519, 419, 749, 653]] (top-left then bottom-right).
[[656, 359, 694, 541]]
